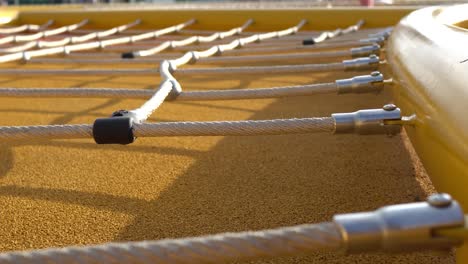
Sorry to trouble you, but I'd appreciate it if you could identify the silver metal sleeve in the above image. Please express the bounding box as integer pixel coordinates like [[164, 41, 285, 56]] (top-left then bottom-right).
[[350, 44, 381, 58], [332, 106, 401, 135], [336, 71, 384, 94], [342, 55, 380, 71], [333, 197, 464, 253], [359, 36, 386, 45]]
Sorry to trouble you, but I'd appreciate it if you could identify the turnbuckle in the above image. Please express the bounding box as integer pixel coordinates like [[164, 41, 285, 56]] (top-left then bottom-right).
[[334, 193, 464, 253]]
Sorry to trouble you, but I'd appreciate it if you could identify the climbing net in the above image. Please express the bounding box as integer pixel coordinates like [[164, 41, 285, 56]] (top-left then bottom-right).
[[0, 18, 397, 143], [0, 17, 460, 264]]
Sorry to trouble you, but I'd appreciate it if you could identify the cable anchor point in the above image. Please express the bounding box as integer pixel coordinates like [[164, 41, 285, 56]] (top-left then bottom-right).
[[333, 193, 464, 253], [336, 71, 384, 94], [332, 104, 402, 135]]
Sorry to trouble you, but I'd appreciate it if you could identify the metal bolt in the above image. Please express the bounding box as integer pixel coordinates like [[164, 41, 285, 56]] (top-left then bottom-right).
[[371, 71, 381, 77], [427, 193, 453, 207], [383, 104, 397, 111]]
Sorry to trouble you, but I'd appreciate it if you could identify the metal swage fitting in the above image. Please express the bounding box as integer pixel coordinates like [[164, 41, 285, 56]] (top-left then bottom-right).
[[350, 44, 380, 58], [343, 55, 380, 71], [0, 193, 463, 264], [334, 193, 464, 253], [332, 104, 402, 135], [336, 71, 384, 94]]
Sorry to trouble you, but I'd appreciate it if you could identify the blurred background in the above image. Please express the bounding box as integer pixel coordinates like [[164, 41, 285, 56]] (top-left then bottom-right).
[[2, 0, 468, 8]]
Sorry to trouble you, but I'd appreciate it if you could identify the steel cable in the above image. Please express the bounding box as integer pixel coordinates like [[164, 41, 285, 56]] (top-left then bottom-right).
[[0, 19, 88, 45], [0, 20, 141, 53], [0, 222, 342, 264]]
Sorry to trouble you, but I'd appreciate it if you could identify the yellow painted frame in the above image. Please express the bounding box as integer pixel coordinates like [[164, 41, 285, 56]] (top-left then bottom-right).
[[386, 5, 468, 263], [2, 3, 467, 262], [0, 7, 414, 31]]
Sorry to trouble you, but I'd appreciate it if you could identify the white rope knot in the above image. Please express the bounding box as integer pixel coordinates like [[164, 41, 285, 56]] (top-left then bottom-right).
[[236, 39, 245, 48], [169, 41, 176, 49], [215, 46, 224, 56], [188, 51, 200, 64], [166, 79, 182, 100], [21, 52, 31, 62], [63, 47, 71, 55], [167, 61, 178, 73], [255, 35, 261, 43]]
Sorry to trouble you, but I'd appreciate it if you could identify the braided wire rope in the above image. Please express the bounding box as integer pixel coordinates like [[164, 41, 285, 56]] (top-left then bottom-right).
[[0, 20, 141, 53], [124, 19, 254, 58], [0, 20, 54, 35], [0, 19, 195, 63], [22, 48, 353, 65], [127, 19, 308, 123], [0, 19, 88, 45], [0, 222, 342, 264], [0, 82, 339, 100], [0, 117, 335, 141]]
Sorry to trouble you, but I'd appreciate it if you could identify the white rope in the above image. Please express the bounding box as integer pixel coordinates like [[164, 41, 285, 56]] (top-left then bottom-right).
[[0, 19, 88, 45], [26, 49, 353, 65], [0, 117, 335, 141], [128, 19, 254, 58], [222, 40, 374, 55], [303, 19, 364, 44], [0, 222, 342, 264], [0, 20, 54, 34], [0, 82, 338, 100], [0, 62, 348, 76], [0, 19, 195, 64], [0, 20, 141, 53], [127, 19, 307, 123]]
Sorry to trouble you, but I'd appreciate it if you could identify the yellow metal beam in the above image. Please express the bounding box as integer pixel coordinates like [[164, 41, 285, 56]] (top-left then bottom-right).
[[386, 5, 468, 263], [14, 7, 414, 31]]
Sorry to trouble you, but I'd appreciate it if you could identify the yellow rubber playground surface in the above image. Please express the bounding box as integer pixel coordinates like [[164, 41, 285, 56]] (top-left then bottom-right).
[[0, 5, 464, 263]]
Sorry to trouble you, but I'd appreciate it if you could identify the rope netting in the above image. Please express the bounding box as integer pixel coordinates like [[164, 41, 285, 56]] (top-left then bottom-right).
[[0, 18, 402, 262], [0, 18, 390, 141]]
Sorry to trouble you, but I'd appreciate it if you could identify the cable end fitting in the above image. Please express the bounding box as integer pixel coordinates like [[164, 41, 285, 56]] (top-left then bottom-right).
[[343, 55, 380, 71], [333, 193, 464, 254], [302, 39, 315, 45], [336, 71, 384, 94], [359, 36, 386, 46], [93, 110, 135, 145], [350, 44, 381, 58], [368, 28, 392, 39], [332, 104, 401, 135]]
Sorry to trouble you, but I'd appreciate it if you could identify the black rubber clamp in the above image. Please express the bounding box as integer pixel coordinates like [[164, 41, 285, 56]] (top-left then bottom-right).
[[302, 39, 315, 45], [93, 111, 135, 145], [121, 52, 135, 59]]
